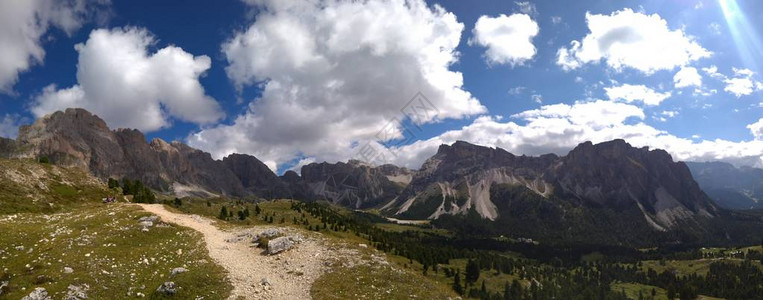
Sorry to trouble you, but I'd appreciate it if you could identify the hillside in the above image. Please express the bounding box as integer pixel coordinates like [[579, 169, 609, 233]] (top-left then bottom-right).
[[0, 158, 109, 214]]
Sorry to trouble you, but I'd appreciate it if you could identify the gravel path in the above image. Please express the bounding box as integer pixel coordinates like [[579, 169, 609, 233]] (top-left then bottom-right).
[[137, 204, 333, 300]]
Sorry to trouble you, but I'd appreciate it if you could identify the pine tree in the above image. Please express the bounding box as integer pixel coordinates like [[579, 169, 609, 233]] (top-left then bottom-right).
[[219, 206, 228, 220], [255, 204, 261, 215], [107, 178, 120, 189], [122, 178, 132, 195], [466, 259, 480, 284], [453, 269, 463, 295], [504, 281, 511, 300]]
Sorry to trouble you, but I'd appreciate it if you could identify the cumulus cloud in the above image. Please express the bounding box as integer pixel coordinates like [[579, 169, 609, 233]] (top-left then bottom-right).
[[723, 68, 762, 97], [31, 27, 224, 132], [188, 0, 485, 169], [748, 118, 763, 140], [388, 101, 763, 169], [604, 84, 671, 106], [470, 14, 539, 66], [673, 66, 702, 88], [0, 0, 109, 93], [556, 8, 711, 74]]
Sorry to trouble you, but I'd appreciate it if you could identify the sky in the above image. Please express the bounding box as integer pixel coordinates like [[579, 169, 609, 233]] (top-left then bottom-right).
[[1, 0, 763, 173]]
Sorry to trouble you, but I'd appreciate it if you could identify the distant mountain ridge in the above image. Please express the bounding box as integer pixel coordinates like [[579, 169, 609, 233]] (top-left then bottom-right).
[[382, 139, 718, 232], [686, 161, 763, 210]]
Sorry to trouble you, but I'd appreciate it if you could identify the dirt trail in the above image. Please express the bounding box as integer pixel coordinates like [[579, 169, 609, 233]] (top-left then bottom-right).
[[137, 204, 332, 300]]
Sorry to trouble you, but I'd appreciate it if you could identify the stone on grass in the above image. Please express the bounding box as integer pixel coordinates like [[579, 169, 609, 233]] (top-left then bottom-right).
[[64, 284, 89, 300], [156, 282, 177, 295], [170, 267, 188, 276], [21, 287, 52, 300]]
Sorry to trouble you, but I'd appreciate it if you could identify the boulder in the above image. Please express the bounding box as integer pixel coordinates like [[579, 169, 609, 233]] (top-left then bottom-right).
[[64, 284, 89, 300], [266, 235, 302, 255], [22, 287, 52, 300], [138, 215, 159, 223], [156, 282, 177, 295], [260, 228, 281, 238], [170, 267, 188, 276], [63, 266, 74, 273]]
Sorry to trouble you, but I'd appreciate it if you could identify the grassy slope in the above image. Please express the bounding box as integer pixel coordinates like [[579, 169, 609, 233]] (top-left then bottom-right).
[[0, 204, 230, 299], [0, 158, 231, 299], [0, 159, 109, 214]]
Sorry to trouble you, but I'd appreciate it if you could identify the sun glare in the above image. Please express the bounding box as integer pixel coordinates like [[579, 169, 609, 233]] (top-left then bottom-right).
[[719, 0, 762, 71]]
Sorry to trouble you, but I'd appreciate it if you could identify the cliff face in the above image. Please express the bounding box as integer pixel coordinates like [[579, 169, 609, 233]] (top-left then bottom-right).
[[297, 160, 409, 209], [12, 108, 249, 197]]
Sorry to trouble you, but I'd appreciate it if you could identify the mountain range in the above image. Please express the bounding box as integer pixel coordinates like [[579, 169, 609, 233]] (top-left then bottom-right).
[[686, 161, 763, 210], [2, 108, 762, 246]]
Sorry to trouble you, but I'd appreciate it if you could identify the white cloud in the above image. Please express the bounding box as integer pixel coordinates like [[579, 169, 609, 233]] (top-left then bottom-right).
[[31, 27, 224, 132], [531, 94, 543, 104], [515, 2, 537, 16], [388, 101, 763, 169], [556, 8, 711, 74], [470, 14, 539, 66], [188, 0, 485, 169], [0, 114, 25, 139], [604, 84, 671, 106], [0, 0, 108, 93], [723, 68, 762, 97], [507, 86, 526, 95], [702, 65, 725, 79], [749, 118, 763, 140], [673, 66, 702, 88], [708, 22, 721, 35], [551, 16, 562, 24]]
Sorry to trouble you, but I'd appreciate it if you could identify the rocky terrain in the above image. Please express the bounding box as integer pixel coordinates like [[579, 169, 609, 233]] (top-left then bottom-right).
[[686, 161, 763, 210]]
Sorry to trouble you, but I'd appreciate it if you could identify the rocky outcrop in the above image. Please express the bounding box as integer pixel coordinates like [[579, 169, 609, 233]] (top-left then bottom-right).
[[9, 109, 252, 197], [0, 137, 16, 158], [298, 160, 407, 208]]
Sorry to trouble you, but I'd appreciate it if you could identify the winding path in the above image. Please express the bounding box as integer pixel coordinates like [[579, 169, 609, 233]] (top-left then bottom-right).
[[137, 204, 330, 300]]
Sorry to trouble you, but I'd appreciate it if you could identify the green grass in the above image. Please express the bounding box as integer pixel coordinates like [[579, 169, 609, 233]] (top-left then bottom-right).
[[311, 263, 456, 299], [611, 282, 667, 300], [0, 204, 231, 299], [640, 259, 716, 276], [0, 158, 110, 214]]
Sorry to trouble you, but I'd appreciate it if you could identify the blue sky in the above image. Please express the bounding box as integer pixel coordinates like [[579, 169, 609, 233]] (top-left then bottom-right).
[[1, 0, 762, 173]]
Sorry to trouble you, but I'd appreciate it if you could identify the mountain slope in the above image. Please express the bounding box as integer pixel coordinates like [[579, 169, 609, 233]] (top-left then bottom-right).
[[686, 161, 763, 209], [382, 140, 729, 246], [0, 158, 109, 214], [7, 108, 266, 197]]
